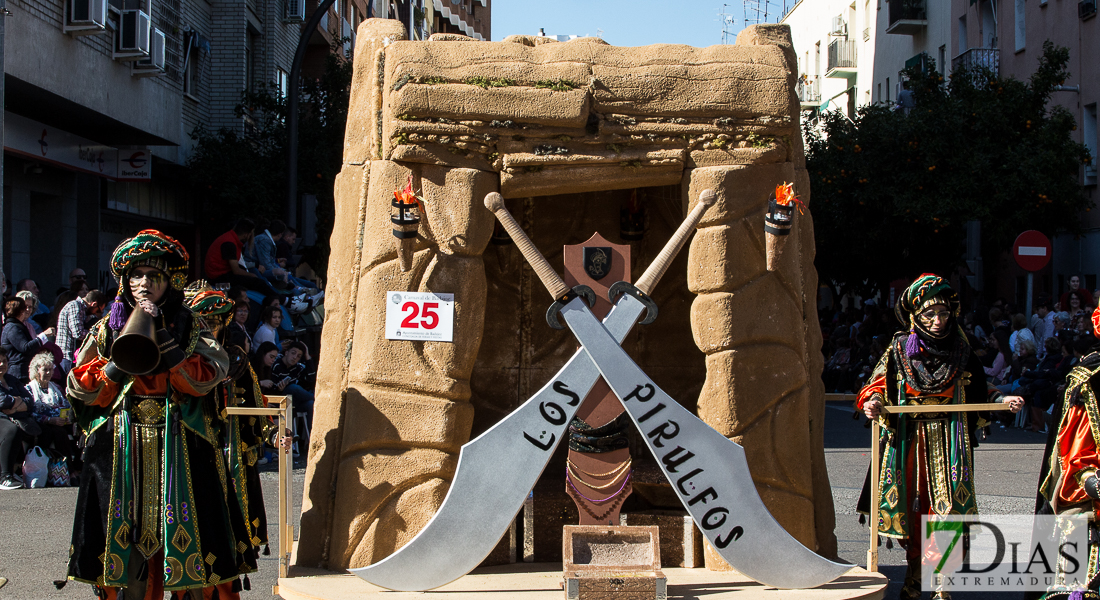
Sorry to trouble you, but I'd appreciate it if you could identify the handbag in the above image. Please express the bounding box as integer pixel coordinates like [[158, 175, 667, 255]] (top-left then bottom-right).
[[47, 454, 70, 487], [22, 446, 49, 488]]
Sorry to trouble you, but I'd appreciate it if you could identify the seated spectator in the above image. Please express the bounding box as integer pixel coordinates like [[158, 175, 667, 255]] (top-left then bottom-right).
[[1009, 313, 1036, 354], [229, 302, 252, 355], [823, 337, 853, 393], [1, 297, 54, 385], [0, 349, 33, 490], [14, 279, 49, 328], [15, 292, 64, 384], [988, 307, 1009, 331], [271, 341, 315, 444], [55, 290, 107, 374], [26, 352, 79, 477], [277, 227, 299, 270], [254, 220, 317, 292], [985, 330, 1013, 385], [253, 305, 284, 354], [206, 219, 284, 296], [251, 341, 281, 396]]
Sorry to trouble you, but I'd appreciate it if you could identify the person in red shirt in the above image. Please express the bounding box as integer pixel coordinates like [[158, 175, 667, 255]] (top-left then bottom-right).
[[1059, 275, 1095, 313], [205, 218, 277, 295]]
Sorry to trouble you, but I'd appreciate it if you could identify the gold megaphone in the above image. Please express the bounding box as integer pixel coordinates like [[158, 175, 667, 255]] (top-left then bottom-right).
[[111, 308, 161, 375]]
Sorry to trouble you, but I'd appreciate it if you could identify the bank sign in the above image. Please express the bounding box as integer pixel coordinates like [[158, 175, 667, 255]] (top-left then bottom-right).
[[4, 112, 152, 181]]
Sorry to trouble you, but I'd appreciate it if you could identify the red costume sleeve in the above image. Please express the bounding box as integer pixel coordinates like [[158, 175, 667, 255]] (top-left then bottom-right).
[[168, 353, 221, 397], [70, 355, 121, 408], [1057, 404, 1099, 506], [856, 371, 886, 410]]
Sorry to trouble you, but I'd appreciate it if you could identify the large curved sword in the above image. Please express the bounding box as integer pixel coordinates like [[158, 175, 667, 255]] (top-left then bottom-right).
[[350, 190, 716, 591], [483, 196, 853, 589]]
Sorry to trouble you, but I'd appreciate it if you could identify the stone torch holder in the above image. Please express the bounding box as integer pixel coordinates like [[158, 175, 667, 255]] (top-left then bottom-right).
[[562, 525, 666, 600]]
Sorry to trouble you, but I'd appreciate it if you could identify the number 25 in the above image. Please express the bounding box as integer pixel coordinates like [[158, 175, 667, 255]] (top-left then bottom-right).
[[400, 302, 440, 330]]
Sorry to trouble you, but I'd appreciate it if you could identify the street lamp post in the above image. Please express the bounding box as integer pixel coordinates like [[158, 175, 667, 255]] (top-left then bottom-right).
[[286, 0, 339, 229]]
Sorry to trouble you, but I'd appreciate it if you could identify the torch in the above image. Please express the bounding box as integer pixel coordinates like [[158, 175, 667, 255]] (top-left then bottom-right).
[[392, 177, 422, 272], [764, 182, 802, 272]]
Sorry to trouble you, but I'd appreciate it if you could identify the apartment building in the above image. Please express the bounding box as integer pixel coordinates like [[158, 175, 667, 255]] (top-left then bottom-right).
[[1, 0, 451, 303], [952, 0, 1099, 301], [783, 0, 877, 120], [872, 0, 952, 105]]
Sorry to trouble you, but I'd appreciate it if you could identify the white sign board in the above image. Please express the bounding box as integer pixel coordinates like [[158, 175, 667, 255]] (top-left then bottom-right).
[[385, 292, 455, 342]]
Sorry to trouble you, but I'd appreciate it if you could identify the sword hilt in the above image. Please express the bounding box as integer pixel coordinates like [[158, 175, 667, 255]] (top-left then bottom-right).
[[633, 189, 716, 296], [484, 192, 571, 300]]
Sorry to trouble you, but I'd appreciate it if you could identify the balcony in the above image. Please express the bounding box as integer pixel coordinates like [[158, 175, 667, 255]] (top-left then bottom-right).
[[952, 48, 1000, 78], [798, 77, 821, 107], [827, 40, 858, 79], [886, 0, 927, 35]]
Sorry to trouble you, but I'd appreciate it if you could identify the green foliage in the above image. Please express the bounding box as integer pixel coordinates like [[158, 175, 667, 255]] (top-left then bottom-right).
[[533, 79, 578, 91], [465, 76, 515, 89], [187, 41, 353, 277], [806, 42, 1092, 298]]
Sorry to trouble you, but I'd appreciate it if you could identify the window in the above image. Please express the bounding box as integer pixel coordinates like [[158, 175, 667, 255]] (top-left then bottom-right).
[[277, 68, 289, 100], [877, 83, 882, 102], [183, 42, 200, 99], [886, 77, 891, 102], [1014, 0, 1026, 51], [959, 15, 968, 54], [1084, 103, 1098, 185], [939, 45, 946, 77], [245, 32, 257, 94]]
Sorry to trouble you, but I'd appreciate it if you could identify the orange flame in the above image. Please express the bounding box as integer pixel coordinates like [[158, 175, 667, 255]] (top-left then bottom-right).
[[774, 182, 805, 214], [394, 176, 423, 212]]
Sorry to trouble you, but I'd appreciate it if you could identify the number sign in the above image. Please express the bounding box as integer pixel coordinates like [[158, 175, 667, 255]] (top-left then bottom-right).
[[385, 292, 455, 342]]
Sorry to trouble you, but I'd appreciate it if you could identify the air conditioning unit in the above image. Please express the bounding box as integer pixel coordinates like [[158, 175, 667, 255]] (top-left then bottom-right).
[[830, 15, 848, 37], [134, 27, 166, 77], [64, 0, 107, 36], [114, 9, 151, 61], [1080, 0, 1097, 19], [285, 0, 306, 23]]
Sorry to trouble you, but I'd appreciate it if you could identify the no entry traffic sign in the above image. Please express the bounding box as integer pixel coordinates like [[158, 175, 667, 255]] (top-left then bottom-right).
[[1013, 230, 1052, 272]]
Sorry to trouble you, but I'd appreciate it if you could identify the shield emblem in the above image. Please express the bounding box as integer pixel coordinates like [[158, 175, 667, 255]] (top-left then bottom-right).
[[583, 247, 612, 281]]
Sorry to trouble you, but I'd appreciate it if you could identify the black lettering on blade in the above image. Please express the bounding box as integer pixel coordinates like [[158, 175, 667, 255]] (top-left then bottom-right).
[[647, 420, 680, 448], [715, 526, 743, 549], [523, 431, 556, 451], [624, 383, 655, 403], [539, 401, 567, 426], [552, 381, 581, 407]]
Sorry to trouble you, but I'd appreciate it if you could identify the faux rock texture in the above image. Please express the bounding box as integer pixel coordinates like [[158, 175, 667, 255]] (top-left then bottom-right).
[[295, 19, 837, 573]]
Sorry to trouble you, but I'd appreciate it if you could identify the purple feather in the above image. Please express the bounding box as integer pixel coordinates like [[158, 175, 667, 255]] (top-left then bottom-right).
[[905, 331, 923, 357], [1069, 590, 1083, 600], [108, 295, 128, 331]]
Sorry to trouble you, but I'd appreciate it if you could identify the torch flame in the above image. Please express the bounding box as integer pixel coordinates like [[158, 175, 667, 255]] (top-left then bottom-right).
[[394, 176, 423, 212], [774, 182, 805, 214]]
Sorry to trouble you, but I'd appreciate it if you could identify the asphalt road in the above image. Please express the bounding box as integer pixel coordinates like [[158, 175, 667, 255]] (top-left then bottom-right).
[[0, 405, 1048, 599]]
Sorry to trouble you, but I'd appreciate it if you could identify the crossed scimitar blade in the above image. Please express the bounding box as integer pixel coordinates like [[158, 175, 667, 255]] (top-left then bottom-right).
[[351, 295, 853, 591]]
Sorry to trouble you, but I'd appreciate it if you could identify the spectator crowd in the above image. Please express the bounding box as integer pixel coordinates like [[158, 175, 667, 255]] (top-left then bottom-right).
[[0, 217, 324, 490], [820, 274, 1100, 435]]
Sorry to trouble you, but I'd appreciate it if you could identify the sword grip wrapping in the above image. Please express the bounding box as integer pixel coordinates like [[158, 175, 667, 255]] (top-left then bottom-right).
[[635, 189, 716, 295], [484, 192, 571, 300]]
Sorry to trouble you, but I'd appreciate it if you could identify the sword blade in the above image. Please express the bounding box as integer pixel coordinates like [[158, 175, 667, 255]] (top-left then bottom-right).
[[350, 298, 645, 591], [560, 298, 853, 589]]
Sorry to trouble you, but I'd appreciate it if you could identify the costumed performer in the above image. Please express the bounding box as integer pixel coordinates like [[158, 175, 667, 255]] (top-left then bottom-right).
[[65, 230, 245, 599], [185, 282, 277, 586], [856, 274, 1023, 600], [1037, 307, 1100, 599]]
